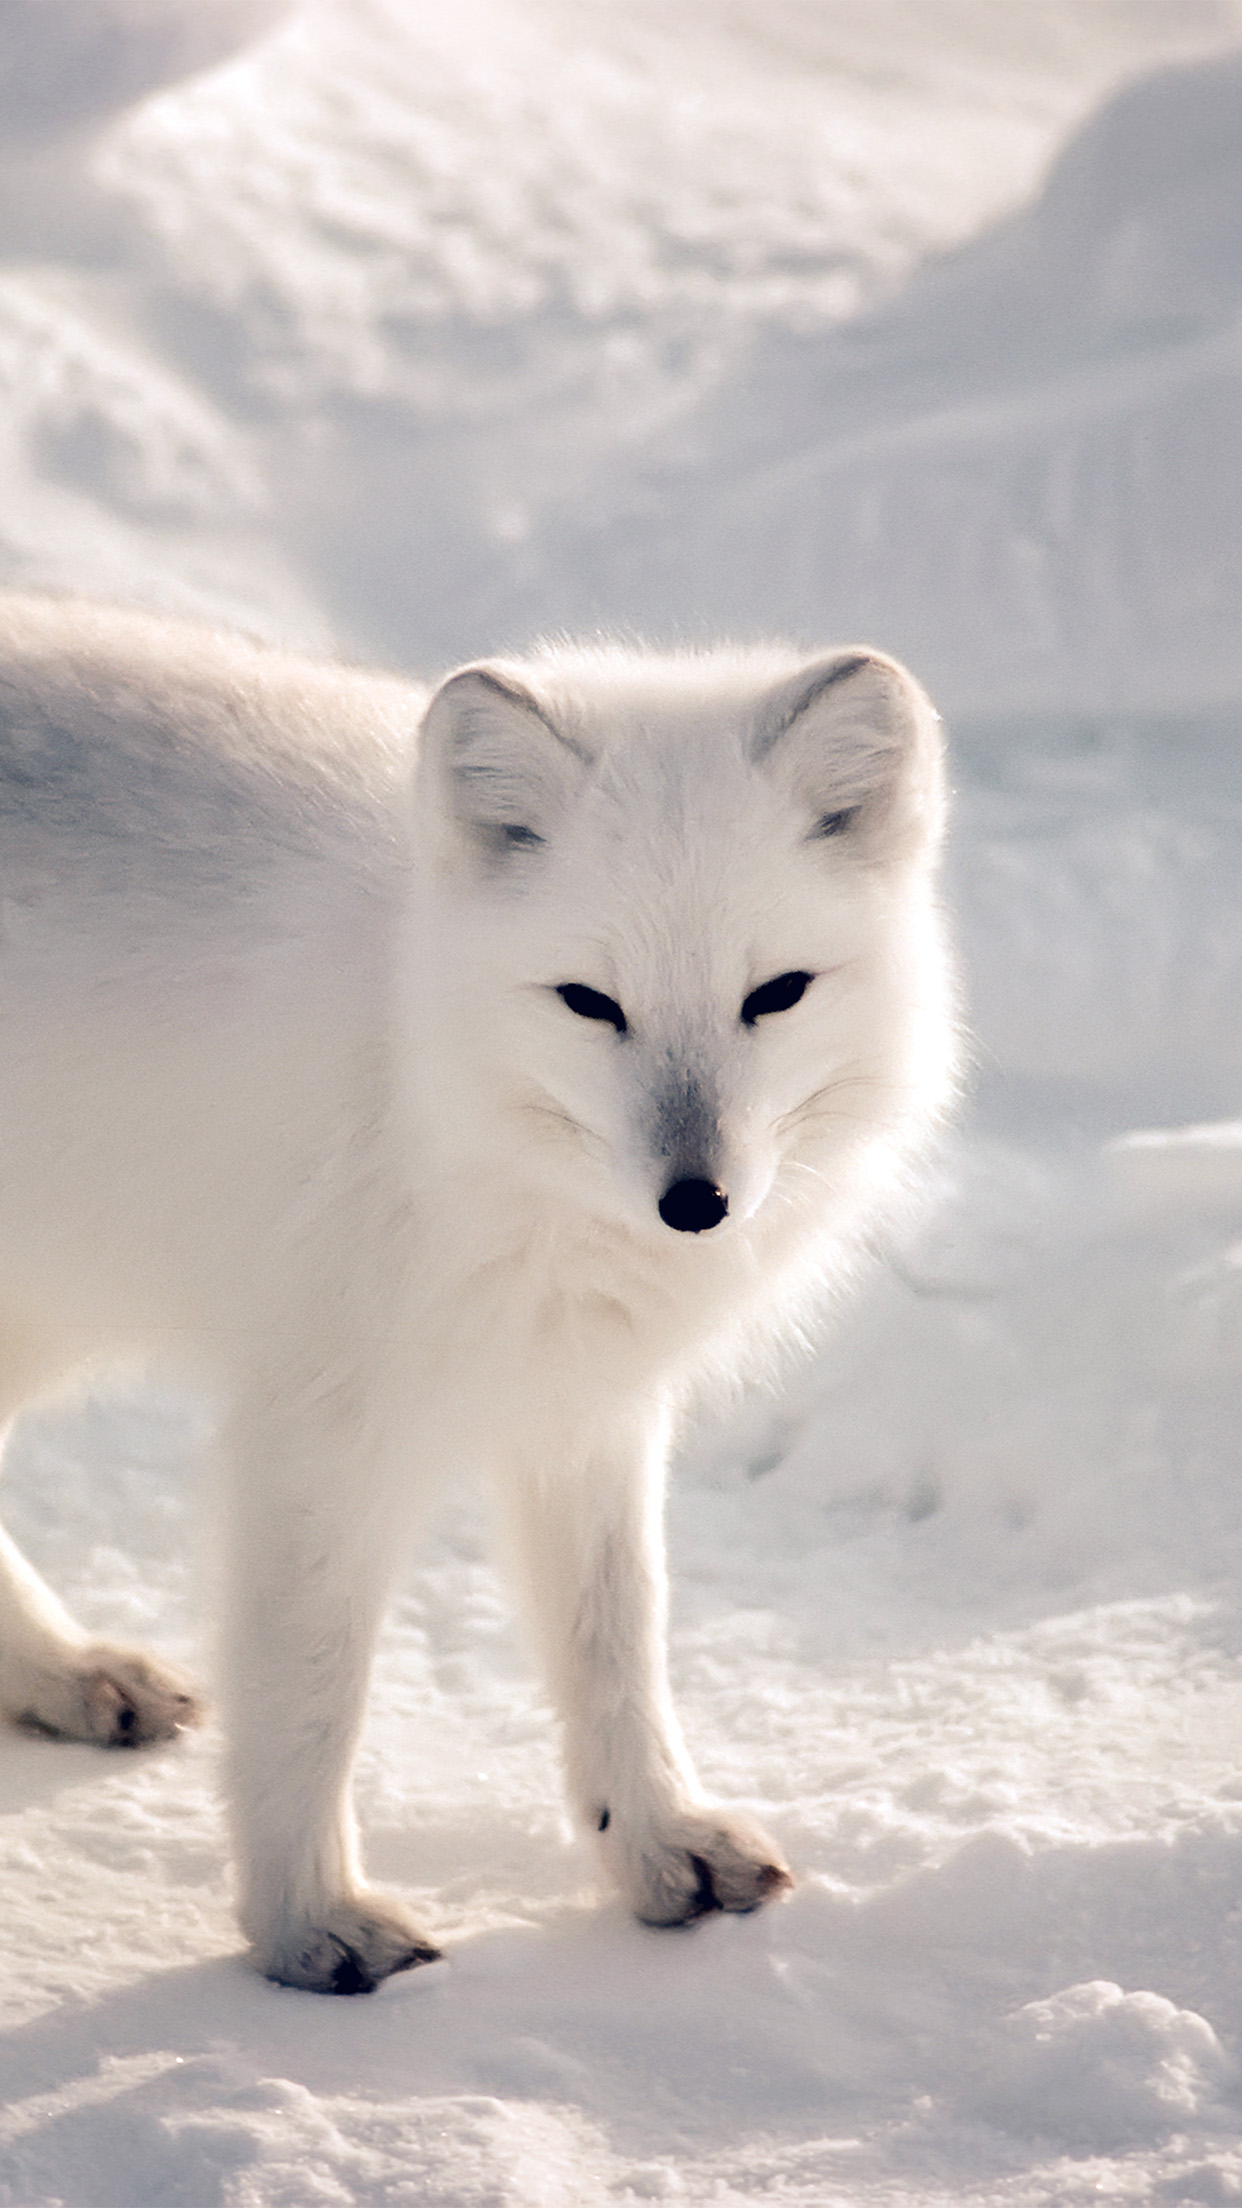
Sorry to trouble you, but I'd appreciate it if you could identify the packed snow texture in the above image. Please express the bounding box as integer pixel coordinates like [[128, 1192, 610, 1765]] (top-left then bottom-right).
[[3, 3, 1242, 2203]]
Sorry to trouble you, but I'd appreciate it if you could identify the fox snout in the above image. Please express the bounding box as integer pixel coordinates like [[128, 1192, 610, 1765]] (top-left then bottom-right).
[[658, 1177, 729, 1234], [649, 1067, 731, 1234]]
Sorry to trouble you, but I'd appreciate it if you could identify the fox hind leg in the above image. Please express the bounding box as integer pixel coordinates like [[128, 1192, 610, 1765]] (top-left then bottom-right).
[[0, 1470, 201, 1746]]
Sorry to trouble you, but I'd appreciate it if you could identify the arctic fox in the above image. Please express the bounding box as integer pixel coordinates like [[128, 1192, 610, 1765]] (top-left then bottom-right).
[[0, 595, 954, 1992]]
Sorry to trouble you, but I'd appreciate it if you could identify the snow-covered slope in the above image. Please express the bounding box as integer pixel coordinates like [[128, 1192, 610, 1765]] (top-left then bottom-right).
[[544, 47, 1242, 715], [4, 6, 1242, 2206], [2, 0, 1241, 687]]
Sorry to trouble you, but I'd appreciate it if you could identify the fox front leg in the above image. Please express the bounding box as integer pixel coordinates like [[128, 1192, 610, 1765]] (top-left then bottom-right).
[[498, 1418, 792, 1926], [220, 1391, 440, 1993]]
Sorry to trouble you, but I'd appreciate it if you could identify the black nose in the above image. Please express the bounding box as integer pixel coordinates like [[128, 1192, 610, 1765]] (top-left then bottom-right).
[[658, 1178, 729, 1234]]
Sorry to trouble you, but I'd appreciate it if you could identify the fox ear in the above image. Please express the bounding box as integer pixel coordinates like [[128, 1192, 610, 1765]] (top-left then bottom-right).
[[753, 649, 945, 855], [419, 665, 590, 863]]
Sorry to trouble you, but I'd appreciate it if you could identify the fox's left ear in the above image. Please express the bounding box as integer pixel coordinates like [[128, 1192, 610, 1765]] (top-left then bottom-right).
[[753, 649, 945, 858]]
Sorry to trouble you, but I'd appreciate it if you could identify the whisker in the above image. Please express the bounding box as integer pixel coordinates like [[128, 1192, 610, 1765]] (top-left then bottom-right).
[[778, 1069, 931, 1137], [515, 1089, 607, 1158], [779, 1097, 878, 1137]]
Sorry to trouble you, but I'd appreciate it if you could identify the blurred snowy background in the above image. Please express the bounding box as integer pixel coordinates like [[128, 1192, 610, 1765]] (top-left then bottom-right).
[[6, 3, 1242, 2202]]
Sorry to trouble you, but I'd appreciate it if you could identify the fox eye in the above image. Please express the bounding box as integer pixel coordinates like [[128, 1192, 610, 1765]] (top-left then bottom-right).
[[741, 970, 813, 1026], [557, 982, 628, 1034], [817, 808, 857, 838]]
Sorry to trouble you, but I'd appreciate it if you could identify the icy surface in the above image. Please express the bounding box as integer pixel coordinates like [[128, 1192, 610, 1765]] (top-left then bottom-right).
[[4, 4, 1242, 2203]]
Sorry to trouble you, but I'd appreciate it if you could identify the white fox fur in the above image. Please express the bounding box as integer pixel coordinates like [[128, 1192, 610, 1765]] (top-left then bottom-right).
[[0, 594, 955, 1991]]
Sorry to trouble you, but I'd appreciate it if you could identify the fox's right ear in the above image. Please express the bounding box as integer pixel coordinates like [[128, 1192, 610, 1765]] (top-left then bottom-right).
[[417, 665, 590, 866]]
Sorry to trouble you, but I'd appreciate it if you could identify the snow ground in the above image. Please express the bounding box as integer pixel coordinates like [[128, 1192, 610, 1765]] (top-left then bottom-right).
[[4, 4, 1242, 2203]]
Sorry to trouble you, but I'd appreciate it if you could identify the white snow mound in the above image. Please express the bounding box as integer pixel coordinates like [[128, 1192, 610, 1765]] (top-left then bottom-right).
[[577, 47, 1242, 718], [973, 1979, 1235, 2150]]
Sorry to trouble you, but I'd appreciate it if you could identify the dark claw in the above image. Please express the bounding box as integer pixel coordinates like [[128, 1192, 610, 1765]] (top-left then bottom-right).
[[323, 1932, 441, 1995], [327, 1939, 375, 1996], [395, 1939, 443, 1972], [687, 1854, 724, 1919]]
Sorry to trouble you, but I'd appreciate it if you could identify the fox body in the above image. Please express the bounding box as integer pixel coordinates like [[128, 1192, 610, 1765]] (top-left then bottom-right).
[[0, 595, 954, 1991]]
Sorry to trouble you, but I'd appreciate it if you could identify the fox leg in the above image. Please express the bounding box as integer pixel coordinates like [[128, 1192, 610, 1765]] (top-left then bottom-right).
[[0, 1386, 200, 1746], [497, 1415, 792, 1926], [221, 1383, 440, 1993]]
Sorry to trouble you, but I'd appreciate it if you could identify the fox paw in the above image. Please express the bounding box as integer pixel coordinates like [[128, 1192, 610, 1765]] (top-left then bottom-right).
[[607, 1805, 793, 1927], [255, 1892, 442, 1994], [17, 1643, 202, 1747]]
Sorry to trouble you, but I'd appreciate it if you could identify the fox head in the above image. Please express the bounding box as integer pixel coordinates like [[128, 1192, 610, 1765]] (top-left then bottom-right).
[[410, 644, 955, 1261]]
